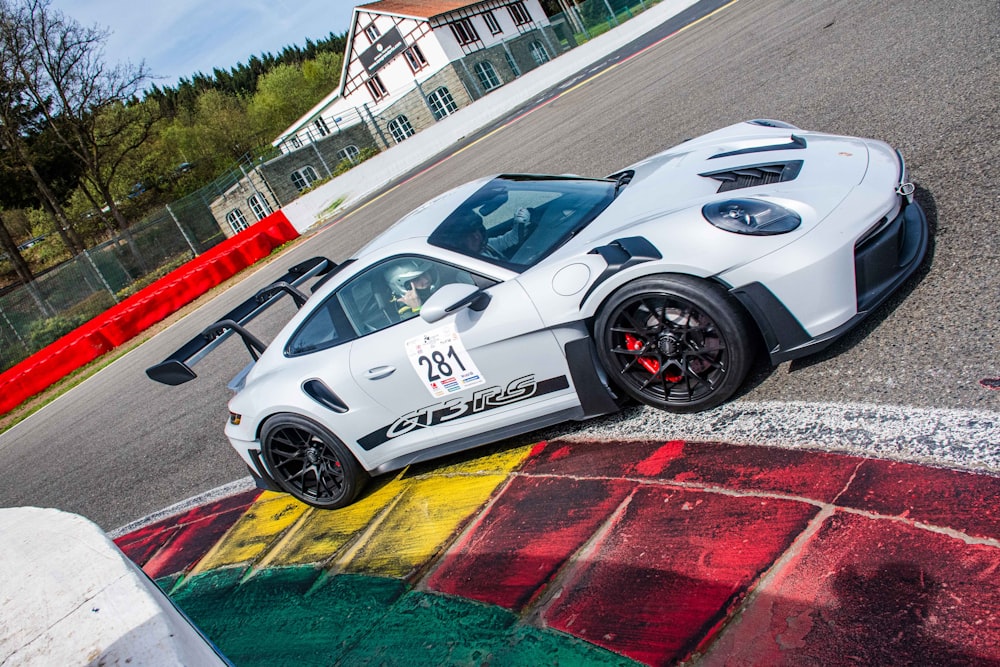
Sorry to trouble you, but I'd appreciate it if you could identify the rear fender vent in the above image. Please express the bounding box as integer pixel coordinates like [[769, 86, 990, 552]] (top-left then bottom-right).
[[699, 160, 803, 193]]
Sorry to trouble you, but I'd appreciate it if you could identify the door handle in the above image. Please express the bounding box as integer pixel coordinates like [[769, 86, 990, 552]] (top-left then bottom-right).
[[365, 365, 395, 380]]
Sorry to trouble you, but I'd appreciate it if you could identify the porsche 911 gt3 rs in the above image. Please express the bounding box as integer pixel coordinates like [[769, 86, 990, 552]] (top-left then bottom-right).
[[148, 120, 928, 509]]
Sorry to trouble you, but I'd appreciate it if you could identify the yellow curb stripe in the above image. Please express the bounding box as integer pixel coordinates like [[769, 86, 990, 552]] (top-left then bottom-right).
[[188, 492, 309, 575], [342, 445, 534, 578], [343, 473, 511, 578], [260, 477, 411, 568]]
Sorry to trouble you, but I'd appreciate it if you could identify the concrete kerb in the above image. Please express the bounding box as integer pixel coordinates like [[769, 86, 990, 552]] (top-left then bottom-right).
[[281, 0, 704, 234]]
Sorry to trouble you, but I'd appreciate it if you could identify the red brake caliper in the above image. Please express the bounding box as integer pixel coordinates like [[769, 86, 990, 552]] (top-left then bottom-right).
[[625, 333, 684, 383], [625, 334, 659, 375]]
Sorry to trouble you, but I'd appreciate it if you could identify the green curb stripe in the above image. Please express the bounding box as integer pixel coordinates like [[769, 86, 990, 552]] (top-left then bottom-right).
[[166, 568, 639, 666]]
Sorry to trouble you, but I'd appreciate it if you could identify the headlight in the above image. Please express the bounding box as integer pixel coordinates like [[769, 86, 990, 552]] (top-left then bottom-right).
[[702, 199, 801, 235]]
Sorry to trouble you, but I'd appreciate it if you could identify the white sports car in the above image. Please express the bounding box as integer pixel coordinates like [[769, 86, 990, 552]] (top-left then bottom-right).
[[149, 120, 927, 509]]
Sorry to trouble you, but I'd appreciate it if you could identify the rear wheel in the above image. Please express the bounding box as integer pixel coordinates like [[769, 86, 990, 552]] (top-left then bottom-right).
[[595, 275, 752, 413], [261, 414, 368, 509]]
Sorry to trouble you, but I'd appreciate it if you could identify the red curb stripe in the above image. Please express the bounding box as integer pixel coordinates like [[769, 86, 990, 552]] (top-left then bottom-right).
[[543, 485, 820, 665], [702, 511, 1000, 665], [523, 439, 862, 503], [426, 476, 634, 610], [114, 489, 260, 577], [836, 459, 1000, 541]]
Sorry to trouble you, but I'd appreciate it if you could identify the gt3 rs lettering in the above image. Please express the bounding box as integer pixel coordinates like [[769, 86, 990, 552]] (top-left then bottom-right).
[[358, 375, 570, 450]]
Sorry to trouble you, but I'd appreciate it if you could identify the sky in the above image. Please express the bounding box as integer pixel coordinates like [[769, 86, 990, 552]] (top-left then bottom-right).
[[48, 0, 356, 87]]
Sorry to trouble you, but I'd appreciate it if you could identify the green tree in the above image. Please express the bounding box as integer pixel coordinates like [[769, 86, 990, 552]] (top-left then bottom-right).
[[248, 52, 342, 140]]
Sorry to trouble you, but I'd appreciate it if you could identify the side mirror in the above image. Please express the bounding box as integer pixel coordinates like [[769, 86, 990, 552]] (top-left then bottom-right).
[[420, 283, 491, 323]]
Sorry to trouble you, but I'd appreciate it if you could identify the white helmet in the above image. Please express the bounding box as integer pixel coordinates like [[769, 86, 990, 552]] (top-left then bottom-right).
[[385, 259, 437, 298]]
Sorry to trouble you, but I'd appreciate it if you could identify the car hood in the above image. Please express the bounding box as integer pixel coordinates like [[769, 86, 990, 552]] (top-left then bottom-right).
[[563, 121, 880, 273], [614, 123, 869, 228]]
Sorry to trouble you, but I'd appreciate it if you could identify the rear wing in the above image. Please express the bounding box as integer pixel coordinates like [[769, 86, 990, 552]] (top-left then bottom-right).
[[146, 256, 334, 386]]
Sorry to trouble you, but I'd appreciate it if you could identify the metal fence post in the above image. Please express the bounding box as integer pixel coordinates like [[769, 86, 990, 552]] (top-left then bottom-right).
[[0, 303, 27, 350], [166, 204, 199, 257], [603, 0, 619, 25], [82, 248, 119, 304], [362, 103, 392, 149]]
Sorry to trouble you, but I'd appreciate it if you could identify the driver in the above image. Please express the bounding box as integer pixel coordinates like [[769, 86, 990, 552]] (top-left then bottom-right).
[[448, 207, 531, 260], [385, 259, 439, 314]]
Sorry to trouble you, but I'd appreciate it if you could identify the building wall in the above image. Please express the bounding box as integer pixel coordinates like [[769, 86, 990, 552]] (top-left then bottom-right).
[[451, 25, 566, 100], [259, 123, 379, 208], [370, 65, 475, 144], [210, 170, 279, 239], [433, 0, 553, 62], [220, 2, 569, 236]]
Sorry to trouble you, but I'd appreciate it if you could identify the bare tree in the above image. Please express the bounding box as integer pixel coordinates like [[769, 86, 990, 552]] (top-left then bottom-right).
[[4, 0, 157, 269], [0, 0, 84, 257]]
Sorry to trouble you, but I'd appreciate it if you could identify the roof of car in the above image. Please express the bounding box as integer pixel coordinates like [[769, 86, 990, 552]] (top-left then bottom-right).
[[355, 177, 492, 258]]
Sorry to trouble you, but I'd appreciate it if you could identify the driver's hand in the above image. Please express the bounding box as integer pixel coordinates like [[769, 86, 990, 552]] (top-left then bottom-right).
[[514, 207, 530, 224], [401, 287, 422, 309]]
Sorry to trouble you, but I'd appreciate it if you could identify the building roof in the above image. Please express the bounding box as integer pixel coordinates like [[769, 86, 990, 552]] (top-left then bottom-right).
[[355, 0, 487, 20]]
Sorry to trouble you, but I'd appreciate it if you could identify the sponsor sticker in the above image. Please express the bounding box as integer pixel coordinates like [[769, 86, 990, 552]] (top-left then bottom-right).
[[405, 323, 485, 397]]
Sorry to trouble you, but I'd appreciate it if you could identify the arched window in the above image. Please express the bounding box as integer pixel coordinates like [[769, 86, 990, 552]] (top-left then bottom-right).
[[291, 166, 319, 191], [388, 115, 415, 143], [248, 194, 272, 221], [427, 87, 458, 120], [226, 209, 249, 234], [337, 145, 360, 164], [529, 41, 550, 66], [474, 61, 502, 92]]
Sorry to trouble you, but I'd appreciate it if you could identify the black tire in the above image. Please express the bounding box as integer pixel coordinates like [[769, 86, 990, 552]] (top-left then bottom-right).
[[261, 414, 368, 509], [594, 275, 753, 413]]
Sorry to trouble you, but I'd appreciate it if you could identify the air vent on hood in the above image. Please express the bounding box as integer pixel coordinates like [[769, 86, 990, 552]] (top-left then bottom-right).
[[709, 134, 807, 159], [699, 160, 803, 193]]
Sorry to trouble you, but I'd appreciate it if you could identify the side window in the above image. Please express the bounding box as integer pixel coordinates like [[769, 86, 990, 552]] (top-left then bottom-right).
[[340, 257, 480, 335], [286, 257, 492, 356], [285, 296, 356, 356]]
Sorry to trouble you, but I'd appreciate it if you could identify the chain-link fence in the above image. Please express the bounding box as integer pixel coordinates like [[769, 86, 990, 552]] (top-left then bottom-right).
[[0, 167, 247, 372]]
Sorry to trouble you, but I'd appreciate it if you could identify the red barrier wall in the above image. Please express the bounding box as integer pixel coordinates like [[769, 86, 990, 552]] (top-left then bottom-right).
[[0, 211, 299, 415]]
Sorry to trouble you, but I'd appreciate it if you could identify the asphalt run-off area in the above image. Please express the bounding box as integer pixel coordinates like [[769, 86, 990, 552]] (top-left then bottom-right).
[[114, 438, 1000, 666]]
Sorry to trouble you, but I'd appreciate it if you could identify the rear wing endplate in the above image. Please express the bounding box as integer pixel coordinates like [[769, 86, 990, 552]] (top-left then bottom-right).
[[146, 256, 333, 386]]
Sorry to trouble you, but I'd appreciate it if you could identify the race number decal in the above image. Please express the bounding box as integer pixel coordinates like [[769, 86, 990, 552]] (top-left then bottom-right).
[[405, 323, 485, 397]]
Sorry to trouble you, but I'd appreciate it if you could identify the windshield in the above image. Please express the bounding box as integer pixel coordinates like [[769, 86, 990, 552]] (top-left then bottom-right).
[[427, 175, 615, 271]]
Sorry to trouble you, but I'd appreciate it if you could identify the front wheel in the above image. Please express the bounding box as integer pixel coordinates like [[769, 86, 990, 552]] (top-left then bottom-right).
[[594, 275, 753, 413], [261, 414, 368, 509]]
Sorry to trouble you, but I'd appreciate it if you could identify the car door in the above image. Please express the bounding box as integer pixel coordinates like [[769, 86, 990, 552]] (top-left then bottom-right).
[[344, 258, 576, 466]]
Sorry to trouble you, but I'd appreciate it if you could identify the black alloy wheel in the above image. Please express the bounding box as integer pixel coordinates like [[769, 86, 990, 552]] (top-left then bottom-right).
[[595, 275, 752, 413], [261, 414, 368, 509]]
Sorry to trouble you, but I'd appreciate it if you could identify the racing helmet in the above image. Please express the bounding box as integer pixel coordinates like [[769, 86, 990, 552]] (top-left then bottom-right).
[[385, 258, 437, 298]]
